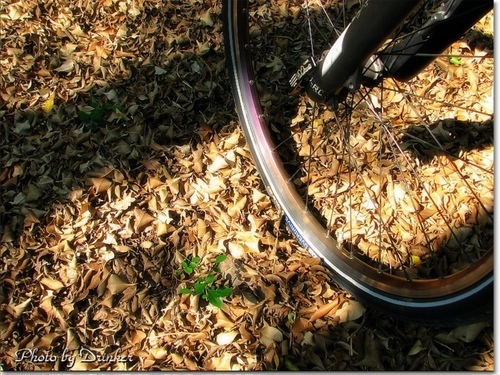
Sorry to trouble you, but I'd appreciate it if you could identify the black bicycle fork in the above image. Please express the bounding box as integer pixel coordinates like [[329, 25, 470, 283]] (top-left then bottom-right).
[[294, 0, 492, 108]]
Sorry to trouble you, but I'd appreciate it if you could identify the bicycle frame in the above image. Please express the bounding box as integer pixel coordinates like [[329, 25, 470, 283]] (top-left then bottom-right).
[[305, 0, 493, 106]]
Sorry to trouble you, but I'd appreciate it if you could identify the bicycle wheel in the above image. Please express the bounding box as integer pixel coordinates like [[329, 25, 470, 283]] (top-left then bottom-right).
[[223, 0, 493, 324]]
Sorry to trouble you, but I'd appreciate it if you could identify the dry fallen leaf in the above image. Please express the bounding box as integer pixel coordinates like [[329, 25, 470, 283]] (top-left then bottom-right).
[[133, 208, 155, 232], [435, 322, 489, 344], [106, 274, 135, 295], [88, 178, 113, 194], [259, 325, 283, 348], [54, 60, 74, 73], [216, 330, 238, 345], [40, 277, 65, 291], [0, 1, 492, 371], [334, 300, 366, 323], [43, 92, 56, 113], [309, 298, 340, 322]]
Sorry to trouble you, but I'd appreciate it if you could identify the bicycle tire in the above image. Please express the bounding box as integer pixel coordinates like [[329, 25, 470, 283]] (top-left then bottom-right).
[[223, 0, 493, 325]]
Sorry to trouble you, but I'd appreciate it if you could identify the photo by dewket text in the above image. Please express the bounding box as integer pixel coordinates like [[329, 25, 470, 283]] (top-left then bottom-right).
[[15, 347, 133, 368]]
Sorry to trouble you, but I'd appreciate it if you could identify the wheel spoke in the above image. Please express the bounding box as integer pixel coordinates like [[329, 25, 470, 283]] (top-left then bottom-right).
[[225, 0, 493, 322]]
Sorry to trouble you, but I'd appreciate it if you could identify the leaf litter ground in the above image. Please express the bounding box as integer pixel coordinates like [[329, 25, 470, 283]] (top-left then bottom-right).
[[0, 0, 494, 371]]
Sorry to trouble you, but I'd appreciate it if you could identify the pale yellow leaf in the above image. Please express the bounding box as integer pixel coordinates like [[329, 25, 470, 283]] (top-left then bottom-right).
[[43, 93, 56, 113]]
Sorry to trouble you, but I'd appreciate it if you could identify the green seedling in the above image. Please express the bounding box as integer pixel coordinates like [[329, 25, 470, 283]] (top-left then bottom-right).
[[176, 256, 201, 275], [212, 253, 227, 272], [77, 100, 122, 129], [180, 275, 233, 308], [449, 56, 463, 66], [178, 253, 232, 308]]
